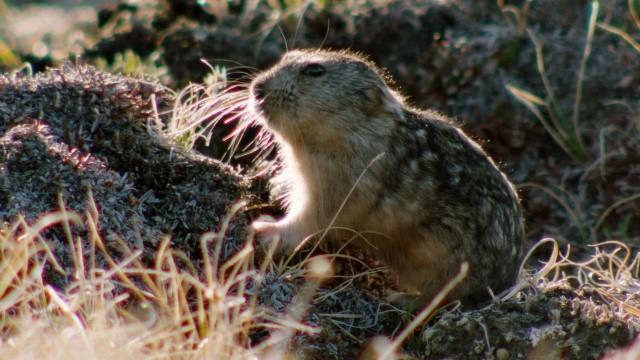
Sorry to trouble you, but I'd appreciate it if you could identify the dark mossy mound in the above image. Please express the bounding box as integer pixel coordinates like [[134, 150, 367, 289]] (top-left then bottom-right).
[[0, 65, 251, 285]]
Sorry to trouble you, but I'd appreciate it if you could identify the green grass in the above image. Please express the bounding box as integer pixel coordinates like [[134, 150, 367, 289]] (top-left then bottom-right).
[[505, 1, 601, 163]]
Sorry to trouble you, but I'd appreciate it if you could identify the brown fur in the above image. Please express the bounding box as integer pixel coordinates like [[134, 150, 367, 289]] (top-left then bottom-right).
[[249, 49, 525, 306]]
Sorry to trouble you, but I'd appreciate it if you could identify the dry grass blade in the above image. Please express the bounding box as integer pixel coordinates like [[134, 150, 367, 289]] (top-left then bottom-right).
[[499, 237, 562, 301], [505, 84, 578, 160], [597, 22, 640, 53], [497, 0, 530, 33], [525, 28, 566, 139]]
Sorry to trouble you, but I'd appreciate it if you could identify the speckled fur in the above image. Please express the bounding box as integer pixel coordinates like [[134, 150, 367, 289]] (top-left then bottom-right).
[[249, 49, 525, 305]]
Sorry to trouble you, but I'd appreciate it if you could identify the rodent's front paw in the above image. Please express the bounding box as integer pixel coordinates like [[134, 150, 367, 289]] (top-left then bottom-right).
[[250, 215, 281, 247], [250, 215, 306, 253]]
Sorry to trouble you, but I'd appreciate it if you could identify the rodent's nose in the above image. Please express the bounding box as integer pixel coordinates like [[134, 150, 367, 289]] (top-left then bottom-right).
[[252, 82, 266, 101]]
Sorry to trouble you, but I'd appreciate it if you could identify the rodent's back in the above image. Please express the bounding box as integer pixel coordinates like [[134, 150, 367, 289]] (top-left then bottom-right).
[[382, 110, 525, 302]]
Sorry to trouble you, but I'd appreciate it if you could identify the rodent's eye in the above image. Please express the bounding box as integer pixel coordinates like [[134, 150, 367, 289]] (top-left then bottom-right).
[[301, 63, 326, 77]]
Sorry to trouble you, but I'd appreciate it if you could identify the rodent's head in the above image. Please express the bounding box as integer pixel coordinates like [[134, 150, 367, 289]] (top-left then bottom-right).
[[250, 49, 405, 144]]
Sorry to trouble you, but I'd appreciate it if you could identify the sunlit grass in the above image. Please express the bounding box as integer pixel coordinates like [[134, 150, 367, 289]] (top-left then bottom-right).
[[0, 196, 299, 360]]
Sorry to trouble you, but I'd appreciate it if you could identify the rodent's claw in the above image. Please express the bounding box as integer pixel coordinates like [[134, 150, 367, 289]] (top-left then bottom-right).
[[250, 215, 306, 253], [250, 215, 276, 232]]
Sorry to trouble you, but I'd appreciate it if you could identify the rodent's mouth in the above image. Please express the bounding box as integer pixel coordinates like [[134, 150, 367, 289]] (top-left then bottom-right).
[[250, 79, 295, 128], [250, 92, 291, 127]]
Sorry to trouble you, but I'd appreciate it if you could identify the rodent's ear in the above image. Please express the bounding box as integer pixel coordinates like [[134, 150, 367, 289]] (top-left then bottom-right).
[[363, 84, 405, 119]]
